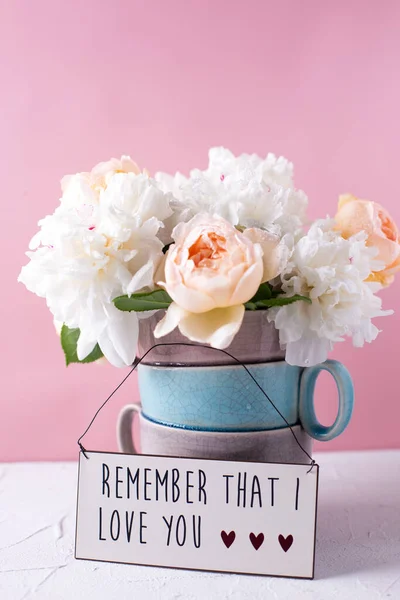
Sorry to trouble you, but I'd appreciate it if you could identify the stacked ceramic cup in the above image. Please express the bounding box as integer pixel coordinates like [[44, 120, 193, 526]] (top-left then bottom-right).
[[117, 312, 354, 464]]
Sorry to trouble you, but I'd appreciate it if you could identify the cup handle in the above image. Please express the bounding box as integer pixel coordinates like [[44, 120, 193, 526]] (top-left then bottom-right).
[[299, 359, 354, 441], [117, 404, 141, 454]]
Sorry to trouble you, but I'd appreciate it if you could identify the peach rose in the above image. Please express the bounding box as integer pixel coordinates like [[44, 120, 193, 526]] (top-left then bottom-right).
[[154, 214, 269, 349], [335, 194, 400, 286]]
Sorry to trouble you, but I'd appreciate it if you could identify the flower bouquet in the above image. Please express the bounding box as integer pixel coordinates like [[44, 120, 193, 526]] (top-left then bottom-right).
[[19, 148, 399, 461]]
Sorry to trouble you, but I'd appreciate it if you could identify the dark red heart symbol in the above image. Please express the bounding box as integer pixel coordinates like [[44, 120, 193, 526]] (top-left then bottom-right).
[[279, 534, 294, 552], [221, 530, 236, 548], [249, 532, 264, 550]]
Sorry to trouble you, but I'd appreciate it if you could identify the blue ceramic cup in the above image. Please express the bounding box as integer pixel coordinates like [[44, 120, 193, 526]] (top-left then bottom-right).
[[137, 359, 354, 442]]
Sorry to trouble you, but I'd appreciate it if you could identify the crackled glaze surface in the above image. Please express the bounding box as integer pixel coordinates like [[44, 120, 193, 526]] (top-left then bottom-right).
[[137, 360, 354, 440], [138, 361, 300, 431]]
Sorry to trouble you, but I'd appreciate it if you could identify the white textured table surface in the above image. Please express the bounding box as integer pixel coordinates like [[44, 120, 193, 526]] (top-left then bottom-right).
[[0, 451, 399, 600]]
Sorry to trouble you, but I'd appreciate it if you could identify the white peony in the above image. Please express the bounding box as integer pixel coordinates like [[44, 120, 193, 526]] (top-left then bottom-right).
[[19, 168, 173, 367], [267, 220, 393, 366], [155, 147, 308, 238]]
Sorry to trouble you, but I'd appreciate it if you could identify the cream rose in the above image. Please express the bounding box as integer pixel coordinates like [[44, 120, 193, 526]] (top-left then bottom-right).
[[90, 155, 142, 191], [60, 155, 144, 204], [154, 214, 277, 349], [335, 194, 400, 286]]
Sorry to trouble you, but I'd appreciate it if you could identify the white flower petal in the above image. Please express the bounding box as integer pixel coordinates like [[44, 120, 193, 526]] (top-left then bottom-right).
[[101, 173, 173, 227], [285, 335, 332, 367], [105, 310, 139, 366], [29, 231, 43, 250], [97, 332, 126, 368], [76, 328, 98, 361], [126, 261, 154, 295]]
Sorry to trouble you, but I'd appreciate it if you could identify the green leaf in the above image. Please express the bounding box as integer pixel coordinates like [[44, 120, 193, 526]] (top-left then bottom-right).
[[249, 282, 273, 303], [270, 289, 282, 298], [60, 325, 104, 366], [255, 295, 312, 308], [245, 283, 273, 310], [244, 301, 257, 311], [113, 289, 173, 312]]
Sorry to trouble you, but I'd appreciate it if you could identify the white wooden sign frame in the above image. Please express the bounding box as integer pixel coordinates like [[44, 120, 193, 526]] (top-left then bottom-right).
[[75, 451, 319, 579]]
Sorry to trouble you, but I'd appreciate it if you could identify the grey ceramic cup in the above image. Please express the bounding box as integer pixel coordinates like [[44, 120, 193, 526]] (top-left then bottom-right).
[[117, 405, 313, 464], [137, 310, 285, 366]]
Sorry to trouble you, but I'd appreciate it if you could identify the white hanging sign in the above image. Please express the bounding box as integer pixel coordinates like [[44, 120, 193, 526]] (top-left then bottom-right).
[[75, 451, 319, 579]]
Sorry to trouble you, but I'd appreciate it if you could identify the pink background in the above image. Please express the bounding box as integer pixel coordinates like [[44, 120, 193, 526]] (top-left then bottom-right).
[[2, 1, 400, 461]]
